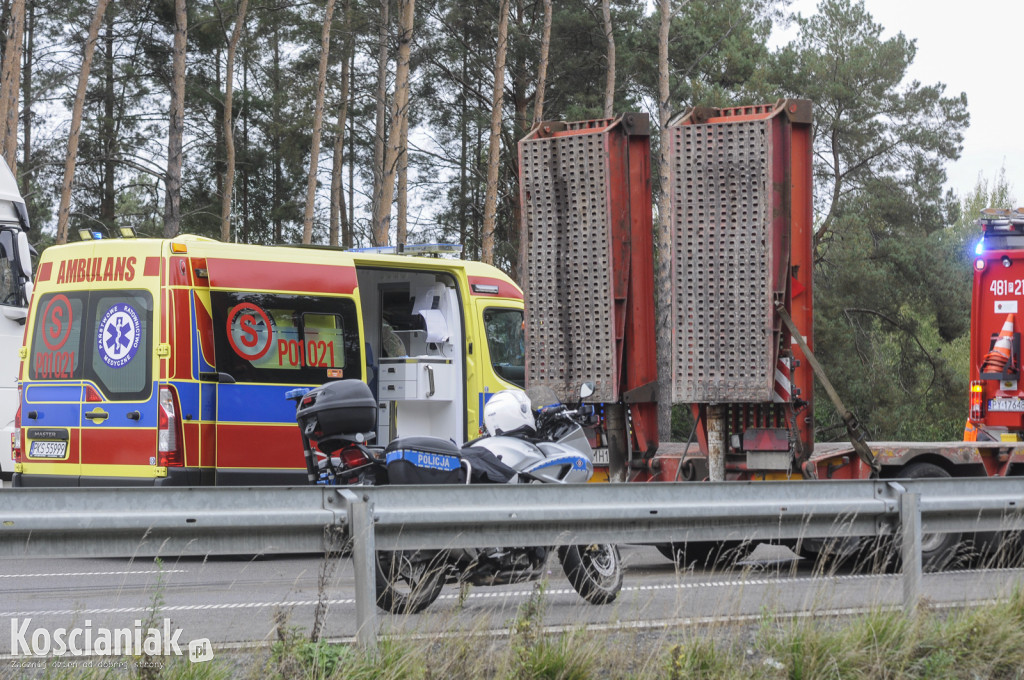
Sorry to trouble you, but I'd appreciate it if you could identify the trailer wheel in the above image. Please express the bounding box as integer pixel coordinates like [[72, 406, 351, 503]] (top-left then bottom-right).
[[899, 462, 962, 571]]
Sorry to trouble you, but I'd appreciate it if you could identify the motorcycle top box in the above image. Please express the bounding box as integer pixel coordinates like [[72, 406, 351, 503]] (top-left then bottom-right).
[[296, 379, 377, 441], [385, 436, 466, 484]]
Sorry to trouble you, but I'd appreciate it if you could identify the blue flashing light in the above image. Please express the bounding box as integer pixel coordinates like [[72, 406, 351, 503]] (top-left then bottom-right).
[[975, 240, 985, 255], [91, 231, 103, 240]]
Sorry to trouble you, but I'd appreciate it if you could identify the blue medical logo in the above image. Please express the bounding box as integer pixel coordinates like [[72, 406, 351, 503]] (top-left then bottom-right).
[[97, 303, 141, 368]]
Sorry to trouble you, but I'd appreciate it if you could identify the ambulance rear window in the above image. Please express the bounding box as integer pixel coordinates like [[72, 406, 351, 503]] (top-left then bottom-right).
[[29, 292, 86, 381], [28, 290, 153, 400], [211, 291, 361, 384]]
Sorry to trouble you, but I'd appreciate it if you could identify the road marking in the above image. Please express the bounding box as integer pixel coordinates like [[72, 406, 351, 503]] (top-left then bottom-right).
[[0, 599, 356, 617], [0, 569, 186, 579], [5, 567, 1019, 618]]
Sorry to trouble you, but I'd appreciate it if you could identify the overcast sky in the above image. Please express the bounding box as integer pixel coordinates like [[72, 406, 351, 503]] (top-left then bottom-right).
[[772, 0, 1022, 204]]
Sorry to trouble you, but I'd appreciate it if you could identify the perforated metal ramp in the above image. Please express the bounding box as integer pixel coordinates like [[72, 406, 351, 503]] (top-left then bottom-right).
[[519, 124, 616, 403], [670, 118, 775, 403]]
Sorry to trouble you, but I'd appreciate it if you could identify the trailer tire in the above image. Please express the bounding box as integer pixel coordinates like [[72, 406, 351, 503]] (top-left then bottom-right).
[[898, 462, 962, 571]]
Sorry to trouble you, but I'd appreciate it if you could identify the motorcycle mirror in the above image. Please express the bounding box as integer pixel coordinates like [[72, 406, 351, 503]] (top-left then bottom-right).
[[579, 382, 595, 400]]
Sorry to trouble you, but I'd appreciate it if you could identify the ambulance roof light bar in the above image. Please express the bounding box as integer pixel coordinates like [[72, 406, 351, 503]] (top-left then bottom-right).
[[349, 242, 463, 257], [78, 225, 138, 241]]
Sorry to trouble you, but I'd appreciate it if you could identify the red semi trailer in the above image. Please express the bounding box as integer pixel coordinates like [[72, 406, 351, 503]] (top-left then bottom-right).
[[518, 101, 1024, 568]]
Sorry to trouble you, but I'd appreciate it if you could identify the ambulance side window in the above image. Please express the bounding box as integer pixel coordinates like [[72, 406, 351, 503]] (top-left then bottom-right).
[[211, 291, 361, 384], [483, 307, 525, 387], [28, 292, 86, 380]]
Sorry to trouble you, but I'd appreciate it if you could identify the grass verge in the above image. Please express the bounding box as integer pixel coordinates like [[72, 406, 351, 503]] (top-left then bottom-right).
[[10, 588, 1024, 680]]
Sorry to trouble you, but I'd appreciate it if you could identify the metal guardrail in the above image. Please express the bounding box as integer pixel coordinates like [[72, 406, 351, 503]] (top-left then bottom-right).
[[0, 486, 345, 557], [2, 479, 1024, 648]]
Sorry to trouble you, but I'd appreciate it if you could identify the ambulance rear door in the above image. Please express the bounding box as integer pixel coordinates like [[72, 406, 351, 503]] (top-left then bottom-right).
[[22, 241, 163, 485]]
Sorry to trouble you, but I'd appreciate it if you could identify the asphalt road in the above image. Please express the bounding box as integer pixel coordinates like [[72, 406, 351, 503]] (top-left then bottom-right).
[[3, 544, 1023, 658]]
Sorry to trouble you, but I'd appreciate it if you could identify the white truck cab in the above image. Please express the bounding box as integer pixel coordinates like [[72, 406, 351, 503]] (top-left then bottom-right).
[[0, 160, 33, 481]]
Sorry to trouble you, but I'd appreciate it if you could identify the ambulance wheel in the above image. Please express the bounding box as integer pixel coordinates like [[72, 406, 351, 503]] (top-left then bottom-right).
[[559, 544, 622, 605], [897, 462, 961, 571], [374, 550, 448, 614]]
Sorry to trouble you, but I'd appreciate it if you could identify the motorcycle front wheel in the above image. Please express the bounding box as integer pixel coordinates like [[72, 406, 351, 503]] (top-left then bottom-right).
[[374, 550, 448, 614], [559, 544, 622, 605]]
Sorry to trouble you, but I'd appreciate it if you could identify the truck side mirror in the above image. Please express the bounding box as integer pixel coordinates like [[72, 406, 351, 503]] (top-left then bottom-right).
[[15, 231, 32, 279]]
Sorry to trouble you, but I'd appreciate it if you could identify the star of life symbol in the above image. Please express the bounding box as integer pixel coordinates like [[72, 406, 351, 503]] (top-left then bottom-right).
[[97, 303, 141, 368]]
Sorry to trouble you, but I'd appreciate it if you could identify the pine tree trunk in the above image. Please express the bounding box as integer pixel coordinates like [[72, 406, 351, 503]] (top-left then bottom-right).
[[329, 0, 350, 248], [100, 10, 114, 229], [345, 44, 355, 249], [55, 0, 110, 245], [481, 0, 509, 265], [374, 0, 414, 249], [0, 0, 25, 171], [396, 108, 409, 245], [370, 0, 389, 246], [656, 0, 674, 439], [271, 33, 283, 244], [601, 0, 614, 119], [163, 0, 187, 238], [221, 0, 249, 243], [241, 41, 250, 242], [301, 0, 337, 245], [532, 0, 551, 127], [19, 0, 32, 203], [458, 37, 469, 256]]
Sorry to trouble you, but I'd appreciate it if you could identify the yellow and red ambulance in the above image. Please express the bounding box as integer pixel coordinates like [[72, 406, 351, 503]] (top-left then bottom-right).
[[12, 235, 524, 486]]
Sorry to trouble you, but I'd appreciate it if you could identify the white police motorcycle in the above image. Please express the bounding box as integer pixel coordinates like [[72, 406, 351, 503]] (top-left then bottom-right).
[[293, 380, 623, 613]]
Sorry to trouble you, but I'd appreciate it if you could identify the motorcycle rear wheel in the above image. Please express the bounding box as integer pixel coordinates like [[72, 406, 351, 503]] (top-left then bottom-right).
[[374, 550, 448, 614], [559, 544, 622, 605]]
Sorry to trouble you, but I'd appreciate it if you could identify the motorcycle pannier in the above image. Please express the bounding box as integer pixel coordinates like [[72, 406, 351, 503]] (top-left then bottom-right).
[[385, 436, 466, 484], [295, 379, 377, 438]]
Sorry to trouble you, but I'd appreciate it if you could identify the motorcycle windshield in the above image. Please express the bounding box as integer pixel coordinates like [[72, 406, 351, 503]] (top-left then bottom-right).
[[525, 385, 560, 411]]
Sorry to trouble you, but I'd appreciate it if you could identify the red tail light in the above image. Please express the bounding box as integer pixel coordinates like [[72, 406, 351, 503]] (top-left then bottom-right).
[[340, 446, 370, 469], [969, 381, 984, 422], [12, 386, 21, 461], [158, 385, 184, 467]]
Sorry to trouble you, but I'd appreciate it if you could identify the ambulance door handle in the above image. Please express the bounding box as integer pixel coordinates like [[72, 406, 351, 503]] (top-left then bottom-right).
[[27, 411, 38, 420], [84, 408, 109, 422], [200, 371, 236, 384], [425, 366, 435, 398], [126, 411, 141, 421]]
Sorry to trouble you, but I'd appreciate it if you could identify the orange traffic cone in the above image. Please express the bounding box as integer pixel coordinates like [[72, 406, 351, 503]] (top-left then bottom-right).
[[982, 313, 1016, 374]]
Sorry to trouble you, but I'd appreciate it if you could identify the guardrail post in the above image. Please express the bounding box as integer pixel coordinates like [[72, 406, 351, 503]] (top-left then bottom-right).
[[348, 493, 378, 650], [900, 492, 922, 614]]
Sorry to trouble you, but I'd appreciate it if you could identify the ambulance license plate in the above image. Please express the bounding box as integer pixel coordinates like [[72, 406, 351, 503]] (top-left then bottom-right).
[[988, 398, 1024, 412], [28, 441, 67, 459], [591, 447, 609, 465]]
